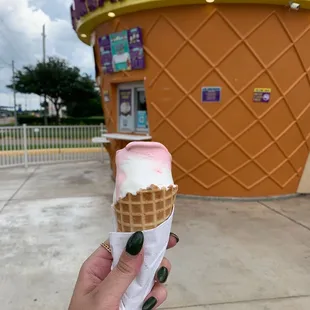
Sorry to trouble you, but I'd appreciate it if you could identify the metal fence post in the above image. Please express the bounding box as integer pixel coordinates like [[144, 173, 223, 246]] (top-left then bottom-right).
[[100, 123, 105, 163], [0, 125, 103, 169], [100, 123, 105, 136], [23, 124, 28, 168]]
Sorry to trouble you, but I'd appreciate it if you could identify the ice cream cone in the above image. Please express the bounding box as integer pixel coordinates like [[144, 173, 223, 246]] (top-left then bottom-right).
[[114, 184, 178, 232], [110, 141, 177, 309]]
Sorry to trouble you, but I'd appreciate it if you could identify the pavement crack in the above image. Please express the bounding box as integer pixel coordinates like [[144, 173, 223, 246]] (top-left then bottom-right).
[[259, 201, 310, 232], [0, 166, 39, 214]]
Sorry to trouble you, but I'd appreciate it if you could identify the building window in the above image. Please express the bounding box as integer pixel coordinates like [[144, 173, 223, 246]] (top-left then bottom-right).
[[117, 82, 148, 133]]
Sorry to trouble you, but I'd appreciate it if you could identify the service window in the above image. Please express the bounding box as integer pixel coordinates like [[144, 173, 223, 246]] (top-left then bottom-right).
[[117, 82, 149, 133]]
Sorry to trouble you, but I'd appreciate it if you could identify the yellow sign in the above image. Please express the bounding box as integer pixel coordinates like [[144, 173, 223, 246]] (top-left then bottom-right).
[[253, 88, 271, 93], [253, 88, 271, 103]]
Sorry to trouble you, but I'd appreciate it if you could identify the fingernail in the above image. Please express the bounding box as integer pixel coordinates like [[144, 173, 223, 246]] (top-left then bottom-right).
[[170, 232, 179, 243], [157, 266, 169, 283], [126, 231, 144, 256], [142, 296, 157, 310]]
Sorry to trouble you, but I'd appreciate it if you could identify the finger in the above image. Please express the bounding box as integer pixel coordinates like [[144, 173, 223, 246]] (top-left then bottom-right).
[[88, 240, 112, 262], [74, 240, 113, 294], [155, 257, 171, 283], [167, 232, 179, 249], [142, 283, 167, 310], [83, 240, 113, 280], [96, 231, 144, 303]]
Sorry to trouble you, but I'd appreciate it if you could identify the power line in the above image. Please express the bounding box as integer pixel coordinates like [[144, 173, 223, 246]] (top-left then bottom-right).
[[0, 56, 11, 67], [0, 18, 30, 63]]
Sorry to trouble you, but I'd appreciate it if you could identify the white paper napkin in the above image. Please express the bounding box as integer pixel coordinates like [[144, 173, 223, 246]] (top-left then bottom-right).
[[109, 208, 175, 310]]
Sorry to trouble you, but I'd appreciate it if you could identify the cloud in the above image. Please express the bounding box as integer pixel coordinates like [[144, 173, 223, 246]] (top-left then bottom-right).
[[0, 0, 93, 109]]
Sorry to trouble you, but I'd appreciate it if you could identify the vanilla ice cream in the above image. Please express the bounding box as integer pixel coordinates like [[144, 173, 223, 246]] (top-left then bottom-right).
[[112, 141, 175, 205]]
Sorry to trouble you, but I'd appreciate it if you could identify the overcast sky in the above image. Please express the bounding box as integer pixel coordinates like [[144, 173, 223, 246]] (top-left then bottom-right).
[[0, 0, 94, 110]]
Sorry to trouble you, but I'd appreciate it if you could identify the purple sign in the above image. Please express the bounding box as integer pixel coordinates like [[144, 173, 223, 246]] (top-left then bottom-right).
[[119, 89, 134, 131], [98, 27, 145, 74], [253, 88, 271, 103], [98, 35, 113, 74], [127, 28, 145, 70], [201, 87, 221, 103]]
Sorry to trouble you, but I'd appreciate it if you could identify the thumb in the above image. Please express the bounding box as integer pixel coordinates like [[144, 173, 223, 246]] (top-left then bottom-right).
[[97, 231, 144, 302]]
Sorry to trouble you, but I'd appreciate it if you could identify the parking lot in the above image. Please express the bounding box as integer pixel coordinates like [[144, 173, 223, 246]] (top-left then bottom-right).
[[1, 161, 310, 309]]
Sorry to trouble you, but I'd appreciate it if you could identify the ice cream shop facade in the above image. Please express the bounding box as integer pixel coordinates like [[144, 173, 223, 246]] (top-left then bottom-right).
[[71, 0, 310, 198]]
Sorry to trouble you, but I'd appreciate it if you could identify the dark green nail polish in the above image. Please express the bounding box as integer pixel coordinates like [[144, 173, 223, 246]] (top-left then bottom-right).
[[170, 232, 179, 243], [126, 231, 144, 256], [157, 266, 169, 283], [142, 297, 157, 310]]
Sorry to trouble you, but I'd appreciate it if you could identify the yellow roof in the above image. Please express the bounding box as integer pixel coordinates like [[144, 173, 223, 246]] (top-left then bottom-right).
[[71, 0, 309, 45]]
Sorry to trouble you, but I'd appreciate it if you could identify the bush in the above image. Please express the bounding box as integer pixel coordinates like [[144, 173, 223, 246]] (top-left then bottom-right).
[[17, 116, 105, 126], [62, 117, 105, 125]]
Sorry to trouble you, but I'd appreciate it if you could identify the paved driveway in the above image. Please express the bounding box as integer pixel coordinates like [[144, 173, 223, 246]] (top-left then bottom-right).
[[1, 162, 310, 309]]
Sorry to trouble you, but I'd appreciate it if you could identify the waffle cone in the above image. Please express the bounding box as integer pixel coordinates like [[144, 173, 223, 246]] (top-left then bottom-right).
[[114, 184, 178, 232]]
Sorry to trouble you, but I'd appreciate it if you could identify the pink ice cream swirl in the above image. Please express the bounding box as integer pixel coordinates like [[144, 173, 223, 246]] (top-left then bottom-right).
[[113, 142, 175, 204]]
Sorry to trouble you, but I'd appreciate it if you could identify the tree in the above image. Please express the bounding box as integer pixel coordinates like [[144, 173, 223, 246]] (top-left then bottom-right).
[[7, 57, 101, 124], [65, 95, 103, 118], [61, 74, 103, 117]]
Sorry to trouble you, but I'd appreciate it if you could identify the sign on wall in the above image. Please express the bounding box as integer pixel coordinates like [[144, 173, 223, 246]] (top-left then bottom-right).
[[98, 27, 145, 74], [103, 90, 110, 102], [137, 110, 148, 130], [253, 88, 271, 103], [201, 87, 221, 103], [119, 89, 134, 132]]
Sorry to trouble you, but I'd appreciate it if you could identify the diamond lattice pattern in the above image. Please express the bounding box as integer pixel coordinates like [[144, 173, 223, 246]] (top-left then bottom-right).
[[98, 4, 310, 197]]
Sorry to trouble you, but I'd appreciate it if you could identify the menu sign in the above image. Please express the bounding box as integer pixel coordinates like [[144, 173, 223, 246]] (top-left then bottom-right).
[[98, 35, 113, 74], [98, 27, 145, 74], [128, 28, 144, 70], [110, 30, 131, 72]]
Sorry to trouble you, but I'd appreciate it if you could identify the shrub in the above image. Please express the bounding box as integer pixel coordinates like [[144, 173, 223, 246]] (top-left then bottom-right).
[[17, 116, 105, 126]]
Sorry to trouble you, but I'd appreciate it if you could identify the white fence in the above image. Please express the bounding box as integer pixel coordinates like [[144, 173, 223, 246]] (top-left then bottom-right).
[[0, 124, 106, 168]]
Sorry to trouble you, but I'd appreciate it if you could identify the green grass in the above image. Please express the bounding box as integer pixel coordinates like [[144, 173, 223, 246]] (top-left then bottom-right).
[[0, 123, 15, 127]]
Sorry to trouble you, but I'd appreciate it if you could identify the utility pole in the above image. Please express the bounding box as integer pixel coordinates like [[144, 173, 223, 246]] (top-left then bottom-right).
[[11, 60, 18, 126], [42, 24, 47, 125], [24, 95, 28, 111]]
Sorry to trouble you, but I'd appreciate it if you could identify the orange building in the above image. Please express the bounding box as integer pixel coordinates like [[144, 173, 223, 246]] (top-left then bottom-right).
[[71, 0, 310, 198]]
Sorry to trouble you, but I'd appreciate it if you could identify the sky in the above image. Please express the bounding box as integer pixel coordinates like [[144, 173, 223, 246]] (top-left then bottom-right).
[[0, 0, 94, 110]]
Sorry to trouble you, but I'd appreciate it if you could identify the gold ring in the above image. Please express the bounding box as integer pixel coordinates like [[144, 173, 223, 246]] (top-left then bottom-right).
[[100, 242, 112, 253]]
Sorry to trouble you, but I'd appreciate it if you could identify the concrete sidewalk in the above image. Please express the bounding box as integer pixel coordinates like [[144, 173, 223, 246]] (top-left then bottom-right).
[[1, 162, 310, 309]]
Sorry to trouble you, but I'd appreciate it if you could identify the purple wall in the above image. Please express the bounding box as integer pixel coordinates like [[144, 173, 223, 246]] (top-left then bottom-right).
[[70, 5, 76, 30], [71, 0, 123, 29]]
